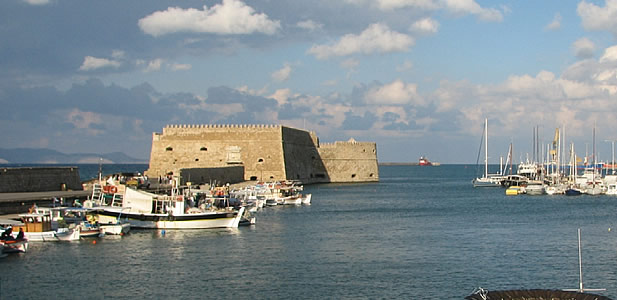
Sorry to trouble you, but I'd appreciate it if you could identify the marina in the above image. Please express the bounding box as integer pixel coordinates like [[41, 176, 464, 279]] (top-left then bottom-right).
[[2, 164, 617, 299]]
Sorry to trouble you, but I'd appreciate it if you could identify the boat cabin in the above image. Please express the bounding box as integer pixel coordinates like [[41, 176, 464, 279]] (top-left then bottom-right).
[[13, 213, 53, 233]]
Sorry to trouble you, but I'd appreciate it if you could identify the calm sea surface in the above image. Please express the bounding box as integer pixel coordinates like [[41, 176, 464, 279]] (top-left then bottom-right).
[[2, 165, 617, 299]]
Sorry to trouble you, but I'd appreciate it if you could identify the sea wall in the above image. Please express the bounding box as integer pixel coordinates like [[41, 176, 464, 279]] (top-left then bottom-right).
[[0, 167, 83, 193]]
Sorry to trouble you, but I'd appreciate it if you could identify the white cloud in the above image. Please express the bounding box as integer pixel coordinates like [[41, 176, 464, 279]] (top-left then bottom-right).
[[572, 37, 595, 59], [145, 58, 164, 72], [600, 45, 617, 62], [236, 85, 269, 96], [308, 23, 414, 59], [269, 88, 292, 105], [170, 63, 192, 71], [376, 0, 439, 10], [365, 79, 424, 105], [578, 0, 617, 35], [297, 20, 323, 32], [544, 13, 562, 31], [138, 0, 281, 37], [442, 0, 503, 22], [410, 17, 439, 35], [272, 63, 292, 82], [79, 56, 121, 71], [22, 0, 50, 5]]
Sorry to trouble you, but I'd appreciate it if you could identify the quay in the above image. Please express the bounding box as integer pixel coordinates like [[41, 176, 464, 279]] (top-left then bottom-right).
[[0, 190, 91, 215]]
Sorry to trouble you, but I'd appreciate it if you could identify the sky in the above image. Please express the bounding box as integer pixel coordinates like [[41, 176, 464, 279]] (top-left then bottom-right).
[[1, 0, 617, 164]]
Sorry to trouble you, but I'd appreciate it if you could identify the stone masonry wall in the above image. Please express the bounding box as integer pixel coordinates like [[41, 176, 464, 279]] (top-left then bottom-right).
[[145, 124, 379, 184], [0, 167, 83, 193], [145, 124, 286, 181], [318, 139, 379, 182]]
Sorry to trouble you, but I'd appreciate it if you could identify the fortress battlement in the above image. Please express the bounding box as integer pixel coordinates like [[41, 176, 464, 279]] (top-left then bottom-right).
[[164, 124, 282, 129]]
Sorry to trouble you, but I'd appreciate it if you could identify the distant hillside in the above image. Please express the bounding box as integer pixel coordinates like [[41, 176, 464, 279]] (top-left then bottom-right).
[[0, 148, 148, 164]]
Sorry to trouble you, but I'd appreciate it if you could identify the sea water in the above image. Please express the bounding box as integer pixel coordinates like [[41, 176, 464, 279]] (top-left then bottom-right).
[[1, 165, 617, 299]]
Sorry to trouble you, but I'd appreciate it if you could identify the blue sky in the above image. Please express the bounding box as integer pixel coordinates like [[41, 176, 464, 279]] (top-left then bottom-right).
[[1, 0, 617, 164]]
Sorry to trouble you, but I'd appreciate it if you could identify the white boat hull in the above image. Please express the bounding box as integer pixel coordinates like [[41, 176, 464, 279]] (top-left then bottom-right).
[[21, 227, 80, 242], [302, 194, 312, 205], [100, 223, 130, 235], [97, 207, 245, 229]]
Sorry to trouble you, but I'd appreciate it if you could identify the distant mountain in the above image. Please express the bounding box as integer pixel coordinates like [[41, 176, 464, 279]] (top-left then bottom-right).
[[0, 148, 148, 164]]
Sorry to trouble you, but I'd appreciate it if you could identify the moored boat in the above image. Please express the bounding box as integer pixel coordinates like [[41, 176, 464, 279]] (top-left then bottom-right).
[[506, 186, 522, 195], [524, 181, 545, 195], [565, 187, 583, 196], [95, 187, 245, 229], [8, 213, 80, 242], [0, 238, 28, 253]]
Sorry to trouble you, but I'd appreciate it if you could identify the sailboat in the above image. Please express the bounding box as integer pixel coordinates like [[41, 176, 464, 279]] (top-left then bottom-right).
[[472, 118, 503, 187]]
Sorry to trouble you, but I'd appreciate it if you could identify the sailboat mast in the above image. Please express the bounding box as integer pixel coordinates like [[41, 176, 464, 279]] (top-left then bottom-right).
[[484, 118, 488, 177]]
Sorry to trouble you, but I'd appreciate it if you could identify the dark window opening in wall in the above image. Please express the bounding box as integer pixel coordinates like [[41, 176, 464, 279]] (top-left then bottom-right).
[[311, 156, 315, 160], [315, 173, 326, 179], [373, 149, 376, 153], [195, 158, 199, 161], [250, 176, 258, 180], [310, 174, 314, 178], [166, 147, 173, 151], [296, 174, 300, 179], [269, 176, 274, 179], [369, 173, 374, 177], [258, 158, 264, 163], [363, 149, 366, 152], [351, 174, 356, 178], [200, 147, 207, 151]]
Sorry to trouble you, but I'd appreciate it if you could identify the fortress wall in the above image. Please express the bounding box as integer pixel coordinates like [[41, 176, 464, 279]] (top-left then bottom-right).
[[145, 124, 380, 184], [0, 167, 82, 193], [280, 127, 328, 183], [145, 124, 287, 181], [318, 141, 379, 182]]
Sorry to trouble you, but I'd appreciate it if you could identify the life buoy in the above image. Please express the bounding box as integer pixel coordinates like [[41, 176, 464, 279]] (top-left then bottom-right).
[[110, 186, 118, 194], [176, 195, 183, 202]]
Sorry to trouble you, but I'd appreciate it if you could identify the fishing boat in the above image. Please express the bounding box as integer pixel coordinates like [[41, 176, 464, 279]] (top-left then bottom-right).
[[95, 187, 245, 229], [7, 213, 80, 242], [1, 226, 28, 253], [98, 207, 131, 235], [472, 118, 504, 187]]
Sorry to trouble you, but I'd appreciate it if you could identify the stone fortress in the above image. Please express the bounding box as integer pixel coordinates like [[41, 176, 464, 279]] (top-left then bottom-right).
[[145, 124, 379, 184]]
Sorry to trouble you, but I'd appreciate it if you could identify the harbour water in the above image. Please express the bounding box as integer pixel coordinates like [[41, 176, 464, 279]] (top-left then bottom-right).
[[2, 164, 617, 299]]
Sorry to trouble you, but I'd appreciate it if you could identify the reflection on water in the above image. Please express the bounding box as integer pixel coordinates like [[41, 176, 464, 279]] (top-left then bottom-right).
[[1, 165, 617, 299]]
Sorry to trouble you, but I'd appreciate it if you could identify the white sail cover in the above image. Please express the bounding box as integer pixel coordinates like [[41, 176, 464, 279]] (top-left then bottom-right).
[[123, 187, 155, 214]]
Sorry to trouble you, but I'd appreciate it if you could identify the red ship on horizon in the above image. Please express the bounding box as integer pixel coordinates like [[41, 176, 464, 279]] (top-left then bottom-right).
[[418, 156, 432, 166]]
